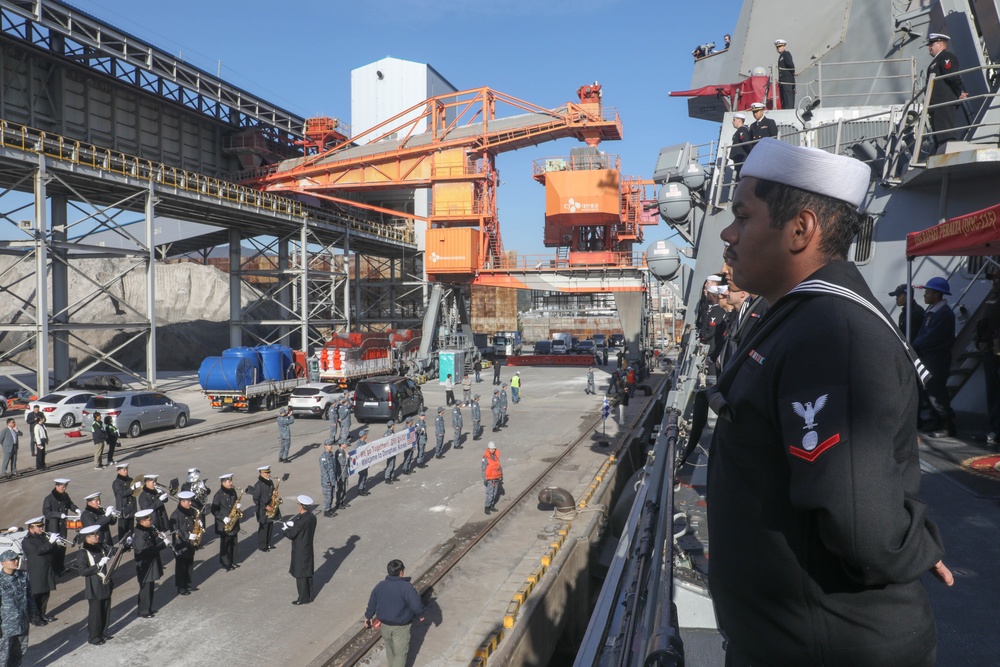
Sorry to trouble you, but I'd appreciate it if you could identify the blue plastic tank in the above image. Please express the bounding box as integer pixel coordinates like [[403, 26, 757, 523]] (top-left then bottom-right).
[[222, 347, 262, 384], [199, 355, 256, 391], [258, 345, 283, 381]]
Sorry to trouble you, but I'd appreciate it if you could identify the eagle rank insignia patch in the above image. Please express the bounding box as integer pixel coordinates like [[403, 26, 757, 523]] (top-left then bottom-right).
[[783, 392, 842, 462]]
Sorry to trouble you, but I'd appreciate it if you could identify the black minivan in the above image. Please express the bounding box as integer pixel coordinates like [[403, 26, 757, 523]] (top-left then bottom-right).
[[353, 376, 424, 424]]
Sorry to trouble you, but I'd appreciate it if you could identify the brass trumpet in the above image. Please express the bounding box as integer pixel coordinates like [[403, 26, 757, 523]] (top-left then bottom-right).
[[45, 531, 73, 548]]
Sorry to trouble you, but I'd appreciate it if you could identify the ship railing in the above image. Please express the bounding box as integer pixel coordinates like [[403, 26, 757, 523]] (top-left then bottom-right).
[[485, 252, 647, 272], [906, 64, 1000, 171], [532, 154, 622, 174], [709, 107, 901, 209], [794, 57, 919, 107]]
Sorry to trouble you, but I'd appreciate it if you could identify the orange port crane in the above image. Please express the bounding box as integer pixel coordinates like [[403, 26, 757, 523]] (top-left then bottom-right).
[[243, 84, 622, 283]]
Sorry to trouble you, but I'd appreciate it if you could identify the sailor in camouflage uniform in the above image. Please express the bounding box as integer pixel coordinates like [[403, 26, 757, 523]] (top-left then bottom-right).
[[451, 405, 464, 450], [277, 408, 295, 463], [434, 407, 446, 459], [320, 440, 337, 517], [383, 421, 398, 484], [413, 410, 429, 468], [337, 397, 352, 444], [335, 440, 351, 509], [491, 390, 502, 432], [355, 429, 371, 496], [471, 394, 482, 441], [0, 549, 35, 664], [499, 384, 509, 426], [400, 416, 417, 475]]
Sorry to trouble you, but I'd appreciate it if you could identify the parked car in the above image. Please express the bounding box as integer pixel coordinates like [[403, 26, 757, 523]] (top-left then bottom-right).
[[288, 383, 342, 419], [533, 340, 552, 354], [26, 390, 96, 428], [352, 376, 424, 424], [609, 333, 626, 348], [577, 340, 596, 354], [592, 333, 608, 349], [82, 391, 190, 438]]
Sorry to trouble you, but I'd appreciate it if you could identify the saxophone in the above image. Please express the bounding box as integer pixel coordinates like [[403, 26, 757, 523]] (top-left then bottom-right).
[[191, 512, 204, 547], [225, 490, 244, 535], [265, 480, 282, 520]]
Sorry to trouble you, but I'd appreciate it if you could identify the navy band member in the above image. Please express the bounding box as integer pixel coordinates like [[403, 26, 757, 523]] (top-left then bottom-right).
[[132, 508, 167, 618], [251, 465, 280, 552], [926, 33, 968, 146], [41, 477, 79, 575], [21, 517, 57, 626], [80, 491, 117, 550], [78, 524, 114, 645], [774, 39, 796, 110], [180, 467, 212, 528], [112, 463, 138, 545], [170, 491, 199, 595], [137, 474, 170, 532], [282, 495, 317, 605], [709, 138, 952, 665], [211, 473, 241, 570]]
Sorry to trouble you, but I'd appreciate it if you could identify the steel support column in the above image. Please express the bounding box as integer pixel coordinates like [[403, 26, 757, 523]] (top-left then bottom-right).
[[278, 239, 290, 343], [33, 156, 49, 394], [344, 232, 351, 331], [229, 228, 242, 348], [300, 223, 309, 354], [145, 183, 157, 389], [50, 194, 69, 386]]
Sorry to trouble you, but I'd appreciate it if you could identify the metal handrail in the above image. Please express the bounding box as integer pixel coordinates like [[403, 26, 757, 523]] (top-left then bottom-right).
[[0, 119, 415, 245], [796, 57, 918, 105]]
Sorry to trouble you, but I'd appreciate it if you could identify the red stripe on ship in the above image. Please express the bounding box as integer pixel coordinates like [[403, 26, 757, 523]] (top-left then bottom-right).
[[789, 434, 841, 462]]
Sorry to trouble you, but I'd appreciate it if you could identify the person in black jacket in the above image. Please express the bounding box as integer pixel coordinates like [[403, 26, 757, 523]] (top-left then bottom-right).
[[913, 277, 957, 437], [774, 39, 796, 110], [364, 559, 425, 667], [710, 138, 952, 665], [170, 491, 200, 595], [977, 271, 1000, 445], [282, 495, 317, 605], [211, 473, 241, 570], [41, 478, 78, 575], [77, 524, 113, 644], [729, 113, 752, 178], [25, 404, 41, 458], [111, 463, 138, 545], [90, 411, 106, 470], [103, 415, 120, 466], [132, 509, 167, 618], [137, 474, 170, 532], [926, 33, 968, 147], [251, 465, 280, 552], [80, 491, 117, 550], [21, 517, 58, 626], [889, 283, 925, 339], [748, 103, 778, 149]]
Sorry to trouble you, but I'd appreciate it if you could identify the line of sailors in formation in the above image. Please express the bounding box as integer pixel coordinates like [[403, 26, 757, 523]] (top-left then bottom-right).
[[14, 463, 316, 649]]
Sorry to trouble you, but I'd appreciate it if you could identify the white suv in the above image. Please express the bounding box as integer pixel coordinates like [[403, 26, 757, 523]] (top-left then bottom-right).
[[287, 383, 342, 419]]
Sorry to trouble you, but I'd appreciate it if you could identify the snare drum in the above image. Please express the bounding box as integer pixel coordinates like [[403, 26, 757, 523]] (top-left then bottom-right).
[[65, 518, 82, 531]]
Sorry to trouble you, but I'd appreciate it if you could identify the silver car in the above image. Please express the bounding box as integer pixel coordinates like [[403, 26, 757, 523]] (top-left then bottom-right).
[[26, 390, 96, 428], [82, 391, 190, 438]]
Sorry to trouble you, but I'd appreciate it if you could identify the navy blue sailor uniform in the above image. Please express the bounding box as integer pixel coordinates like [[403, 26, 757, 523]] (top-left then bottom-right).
[[452, 406, 463, 450], [434, 412, 446, 458], [777, 48, 796, 110], [706, 261, 945, 666], [927, 49, 966, 144], [750, 116, 778, 144]]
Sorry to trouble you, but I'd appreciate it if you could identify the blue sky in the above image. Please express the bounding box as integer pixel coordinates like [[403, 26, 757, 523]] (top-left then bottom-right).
[[74, 0, 743, 256]]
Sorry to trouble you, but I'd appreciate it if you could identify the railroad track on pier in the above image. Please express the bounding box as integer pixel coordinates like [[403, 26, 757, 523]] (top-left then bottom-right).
[[320, 380, 663, 667], [0, 412, 278, 484]]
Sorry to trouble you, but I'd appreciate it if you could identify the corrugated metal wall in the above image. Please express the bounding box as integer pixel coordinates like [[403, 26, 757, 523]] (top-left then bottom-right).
[[471, 285, 519, 333]]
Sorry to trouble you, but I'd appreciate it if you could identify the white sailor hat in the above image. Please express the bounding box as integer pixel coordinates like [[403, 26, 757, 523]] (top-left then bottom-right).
[[143, 474, 159, 481], [24, 516, 44, 526], [84, 491, 101, 501], [219, 473, 234, 480], [773, 39, 787, 46], [708, 285, 729, 294], [187, 467, 199, 474], [749, 102, 767, 111], [741, 138, 872, 209], [707, 274, 723, 281], [115, 462, 129, 469], [79, 525, 101, 535], [257, 465, 271, 472], [177, 491, 195, 500], [733, 113, 747, 121], [297, 495, 314, 506], [54, 478, 70, 485], [927, 33, 950, 44], [135, 509, 154, 519]]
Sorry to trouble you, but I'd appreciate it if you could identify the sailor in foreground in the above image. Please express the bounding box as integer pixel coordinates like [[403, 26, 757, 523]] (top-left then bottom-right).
[[282, 495, 317, 605], [0, 549, 34, 666], [170, 491, 200, 595], [78, 524, 114, 645], [710, 138, 952, 666], [132, 508, 168, 618], [211, 473, 241, 571]]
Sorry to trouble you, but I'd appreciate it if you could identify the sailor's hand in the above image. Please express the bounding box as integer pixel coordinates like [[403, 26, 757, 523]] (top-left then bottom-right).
[[932, 560, 954, 586], [98, 556, 109, 567], [132, 481, 142, 490], [60, 513, 67, 519], [188, 533, 198, 541], [223, 517, 231, 525], [48, 533, 60, 544], [236, 503, 242, 510], [104, 506, 115, 516], [159, 493, 169, 502]]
